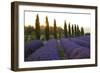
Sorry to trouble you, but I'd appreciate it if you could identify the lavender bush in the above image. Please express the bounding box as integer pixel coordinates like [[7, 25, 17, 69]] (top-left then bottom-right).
[[25, 40, 60, 61], [60, 38, 90, 59], [70, 38, 90, 48], [77, 35, 90, 42], [24, 40, 43, 58], [24, 36, 90, 61]]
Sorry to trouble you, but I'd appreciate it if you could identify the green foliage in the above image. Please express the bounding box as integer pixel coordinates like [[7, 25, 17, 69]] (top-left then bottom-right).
[[59, 49, 65, 59], [58, 27, 62, 39], [35, 14, 40, 39], [85, 33, 90, 36], [24, 26, 35, 42], [45, 16, 50, 40], [71, 24, 74, 37], [68, 23, 71, 37], [81, 27, 84, 36], [74, 24, 77, 37], [24, 26, 34, 35], [40, 34, 45, 41], [76, 25, 80, 36], [54, 19, 57, 39], [64, 21, 68, 38]]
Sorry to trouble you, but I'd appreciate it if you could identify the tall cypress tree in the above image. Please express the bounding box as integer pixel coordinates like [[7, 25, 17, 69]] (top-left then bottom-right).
[[45, 16, 49, 40], [54, 19, 57, 39], [80, 27, 84, 36], [72, 24, 74, 37], [58, 27, 62, 39], [78, 28, 81, 36], [76, 25, 80, 36], [68, 22, 71, 37], [64, 21, 68, 38], [74, 24, 77, 37], [35, 14, 40, 39]]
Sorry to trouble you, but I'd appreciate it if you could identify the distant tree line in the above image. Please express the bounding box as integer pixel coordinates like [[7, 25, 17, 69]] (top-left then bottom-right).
[[35, 14, 85, 40], [25, 14, 85, 41], [63, 21, 85, 38]]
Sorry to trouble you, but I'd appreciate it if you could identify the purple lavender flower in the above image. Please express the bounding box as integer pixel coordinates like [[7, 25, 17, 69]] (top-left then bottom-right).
[[24, 40, 43, 58], [77, 35, 90, 42], [25, 42, 60, 61], [45, 39, 58, 48], [70, 38, 90, 48], [60, 38, 90, 59]]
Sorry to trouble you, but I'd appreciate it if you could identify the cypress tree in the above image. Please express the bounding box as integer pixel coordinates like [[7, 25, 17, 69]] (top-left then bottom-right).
[[45, 16, 49, 40], [74, 24, 77, 37], [68, 22, 71, 37], [79, 29, 81, 36], [80, 27, 84, 36], [64, 21, 68, 38], [54, 19, 57, 39], [72, 24, 74, 37], [35, 14, 40, 39], [76, 25, 80, 37]]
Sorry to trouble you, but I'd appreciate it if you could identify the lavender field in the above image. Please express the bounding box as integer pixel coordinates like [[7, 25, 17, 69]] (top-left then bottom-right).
[[24, 35, 90, 61], [24, 14, 90, 62]]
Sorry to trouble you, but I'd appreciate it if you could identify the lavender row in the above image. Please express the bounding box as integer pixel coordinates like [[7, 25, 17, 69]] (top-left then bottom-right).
[[60, 38, 90, 59], [24, 40, 43, 58], [70, 38, 90, 48], [25, 36, 90, 61], [25, 39, 60, 61]]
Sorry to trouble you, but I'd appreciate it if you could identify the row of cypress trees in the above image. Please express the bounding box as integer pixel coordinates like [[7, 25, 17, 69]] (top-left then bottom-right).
[[35, 14, 84, 40], [64, 21, 84, 38]]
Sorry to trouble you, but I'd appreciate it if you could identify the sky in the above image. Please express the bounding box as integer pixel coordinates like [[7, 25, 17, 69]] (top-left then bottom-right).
[[25, 11, 91, 33]]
